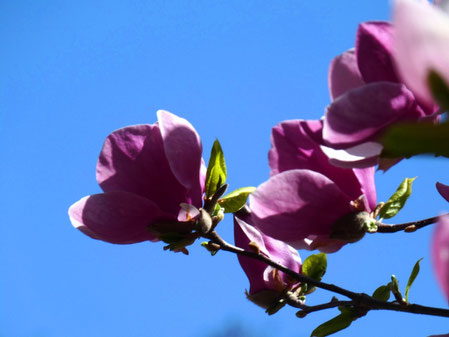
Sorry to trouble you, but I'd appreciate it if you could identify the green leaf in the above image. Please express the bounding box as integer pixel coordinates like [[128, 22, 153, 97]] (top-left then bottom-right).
[[302, 253, 327, 281], [378, 177, 416, 219], [428, 70, 449, 111], [405, 258, 423, 302], [205, 139, 227, 199], [381, 121, 449, 159], [372, 284, 391, 302], [390, 275, 404, 303], [218, 186, 256, 213], [310, 310, 354, 337]]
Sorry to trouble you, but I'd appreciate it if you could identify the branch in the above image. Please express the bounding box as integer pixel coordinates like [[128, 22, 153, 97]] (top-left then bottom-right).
[[376, 213, 449, 233], [204, 231, 449, 318]]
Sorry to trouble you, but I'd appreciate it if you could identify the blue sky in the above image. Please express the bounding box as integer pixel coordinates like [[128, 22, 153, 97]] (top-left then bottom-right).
[[1, 1, 448, 336]]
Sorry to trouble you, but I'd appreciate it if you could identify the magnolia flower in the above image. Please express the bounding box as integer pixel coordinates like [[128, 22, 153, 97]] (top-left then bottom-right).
[[249, 120, 376, 253], [432, 215, 449, 301], [234, 213, 302, 310], [394, 0, 449, 107], [323, 21, 437, 168], [69, 110, 206, 246]]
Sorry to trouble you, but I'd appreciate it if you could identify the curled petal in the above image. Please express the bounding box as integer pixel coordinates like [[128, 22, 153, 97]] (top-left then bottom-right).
[[437, 182, 449, 203], [324, 82, 425, 148], [432, 215, 449, 301], [250, 169, 353, 248], [356, 21, 398, 83], [269, 120, 376, 208], [234, 214, 301, 295], [68, 191, 171, 244], [394, 0, 449, 106], [293, 235, 346, 254], [328, 49, 365, 100]]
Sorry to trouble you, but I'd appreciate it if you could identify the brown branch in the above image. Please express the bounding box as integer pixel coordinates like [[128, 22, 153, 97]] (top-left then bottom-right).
[[376, 213, 449, 233], [204, 230, 449, 318]]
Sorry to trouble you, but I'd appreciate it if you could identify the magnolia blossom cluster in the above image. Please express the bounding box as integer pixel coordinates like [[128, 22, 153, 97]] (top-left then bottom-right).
[[69, 0, 449, 323]]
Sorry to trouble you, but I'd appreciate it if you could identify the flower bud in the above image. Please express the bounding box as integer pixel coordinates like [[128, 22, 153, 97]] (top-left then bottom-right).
[[329, 211, 371, 243], [195, 208, 213, 234]]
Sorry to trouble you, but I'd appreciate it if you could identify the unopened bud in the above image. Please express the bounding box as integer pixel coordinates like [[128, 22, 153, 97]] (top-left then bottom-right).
[[296, 311, 307, 318], [195, 208, 213, 234], [330, 211, 370, 243], [404, 225, 417, 233], [201, 241, 221, 255]]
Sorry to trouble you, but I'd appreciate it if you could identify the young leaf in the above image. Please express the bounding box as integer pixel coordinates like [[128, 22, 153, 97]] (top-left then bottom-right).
[[372, 284, 391, 302], [218, 186, 256, 213], [405, 258, 423, 302], [378, 177, 416, 219], [390, 275, 405, 304], [205, 139, 227, 199], [302, 253, 327, 281], [310, 310, 354, 337], [428, 70, 449, 112]]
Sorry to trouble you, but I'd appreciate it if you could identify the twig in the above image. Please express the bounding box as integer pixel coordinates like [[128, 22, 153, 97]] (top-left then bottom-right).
[[376, 213, 449, 233], [204, 230, 449, 318]]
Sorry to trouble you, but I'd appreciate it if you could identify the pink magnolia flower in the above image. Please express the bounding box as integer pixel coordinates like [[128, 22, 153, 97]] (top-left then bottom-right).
[[69, 110, 206, 245], [394, 0, 449, 107], [234, 213, 302, 309], [432, 215, 449, 301], [323, 21, 437, 168], [249, 120, 377, 253]]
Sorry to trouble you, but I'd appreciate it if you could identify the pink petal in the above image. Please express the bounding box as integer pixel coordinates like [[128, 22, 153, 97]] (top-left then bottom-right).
[[234, 214, 301, 294], [96, 123, 201, 215], [249, 169, 353, 248], [328, 49, 365, 100], [356, 22, 399, 84], [323, 82, 424, 148], [320, 142, 382, 169], [432, 215, 449, 301], [157, 110, 203, 194], [269, 120, 376, 208], [394, 0, 449, 106], [293, 235, 346, 253], [437, 182, 449, 203], [69, 191, 171, 244]]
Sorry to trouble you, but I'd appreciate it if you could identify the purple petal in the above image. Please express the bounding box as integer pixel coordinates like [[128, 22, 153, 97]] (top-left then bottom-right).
[[97, 122, 202, 215], [437, 182, 449, 203], [432, 215, 449, 301], [234, 214, 301, 294], [324, 82, 425, 148], [394, 0, 449, 107], [269, 120, 376, 209], [177, 203, 200, 222], [328, 49, 365, 100], [249, 169, 353, 248], [69, 191, 171, 244], [157, 110, 203, 194], [356, 21, 399, 83], [293, 235, 346, 253], [320, 142, 382, 168]]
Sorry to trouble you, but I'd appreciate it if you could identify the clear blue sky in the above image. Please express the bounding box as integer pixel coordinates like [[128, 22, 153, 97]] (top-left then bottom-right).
[[1, 1, 448, 336]]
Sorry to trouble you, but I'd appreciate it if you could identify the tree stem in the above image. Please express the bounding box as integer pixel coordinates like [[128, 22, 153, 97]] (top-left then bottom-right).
[[376, 213, 449, 233], [204, 231, 449, 318]]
